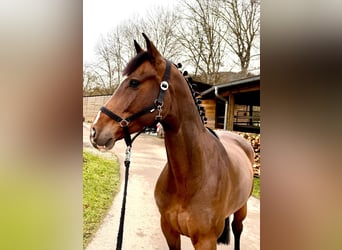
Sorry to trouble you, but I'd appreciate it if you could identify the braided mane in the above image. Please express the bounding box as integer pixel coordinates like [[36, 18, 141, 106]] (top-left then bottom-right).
[[175, 63, 207, 125]]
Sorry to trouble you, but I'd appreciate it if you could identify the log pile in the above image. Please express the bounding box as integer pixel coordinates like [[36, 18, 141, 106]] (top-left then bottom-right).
[[237, 132, 261, 177]]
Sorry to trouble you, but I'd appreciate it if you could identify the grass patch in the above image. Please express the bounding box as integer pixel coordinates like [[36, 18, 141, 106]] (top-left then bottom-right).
[[252, 176, 260, 199], [83, 150, 120, 248]]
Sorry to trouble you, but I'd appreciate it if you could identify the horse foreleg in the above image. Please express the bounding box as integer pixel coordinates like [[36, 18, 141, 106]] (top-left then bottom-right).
[[232, 203, 247, 250], [160, 216, 181, 250]]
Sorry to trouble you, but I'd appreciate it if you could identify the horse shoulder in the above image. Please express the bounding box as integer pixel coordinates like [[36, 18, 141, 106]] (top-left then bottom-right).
[[213, 130, 254, 194], [204, 130, 254, 215]]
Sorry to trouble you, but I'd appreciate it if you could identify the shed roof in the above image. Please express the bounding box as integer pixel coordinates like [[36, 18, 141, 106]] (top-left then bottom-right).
[[200, 75, 260, 106], [201, 75, 260, 96]]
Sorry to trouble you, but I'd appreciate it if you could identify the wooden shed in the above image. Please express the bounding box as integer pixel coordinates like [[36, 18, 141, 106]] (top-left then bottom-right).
[[191, 75, 260, 133]]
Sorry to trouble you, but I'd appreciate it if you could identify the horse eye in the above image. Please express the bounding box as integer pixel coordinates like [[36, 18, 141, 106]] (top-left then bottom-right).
[[129, 79, 140, 88]]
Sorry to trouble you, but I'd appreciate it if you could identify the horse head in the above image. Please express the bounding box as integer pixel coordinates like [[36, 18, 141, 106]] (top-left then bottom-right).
[[90, 33, 175, 150]]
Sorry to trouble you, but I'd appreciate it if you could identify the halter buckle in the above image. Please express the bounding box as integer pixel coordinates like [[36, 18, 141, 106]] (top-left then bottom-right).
[[154, 99, 164, 107]]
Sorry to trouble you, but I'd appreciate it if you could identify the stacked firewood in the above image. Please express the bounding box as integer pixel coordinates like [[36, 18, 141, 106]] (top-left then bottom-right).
[[237, 132, 261, 177]]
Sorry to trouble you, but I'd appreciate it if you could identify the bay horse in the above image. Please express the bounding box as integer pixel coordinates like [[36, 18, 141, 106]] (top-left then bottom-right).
[[90, 33, 254, 250]]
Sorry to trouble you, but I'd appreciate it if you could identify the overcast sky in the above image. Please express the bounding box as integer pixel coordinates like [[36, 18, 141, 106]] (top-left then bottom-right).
[[83, 0, 176, 63]]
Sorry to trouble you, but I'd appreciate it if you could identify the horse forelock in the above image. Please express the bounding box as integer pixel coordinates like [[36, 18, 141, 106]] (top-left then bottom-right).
[[123, 51, 150, 76]]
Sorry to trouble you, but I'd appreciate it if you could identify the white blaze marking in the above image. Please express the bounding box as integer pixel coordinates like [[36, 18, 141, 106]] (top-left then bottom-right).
[[93, 110, 101, 125]]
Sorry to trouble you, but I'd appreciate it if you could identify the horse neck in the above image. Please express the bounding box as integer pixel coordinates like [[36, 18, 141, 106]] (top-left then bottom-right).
[[162, 73, 209, 180]]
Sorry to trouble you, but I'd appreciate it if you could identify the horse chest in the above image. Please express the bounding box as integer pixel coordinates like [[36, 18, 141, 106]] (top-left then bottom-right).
[[165, 204, 196, 236]]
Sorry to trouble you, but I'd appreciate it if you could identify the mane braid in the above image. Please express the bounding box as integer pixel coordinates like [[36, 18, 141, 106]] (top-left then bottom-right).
[[178, 67, 207, 125], [187, 78, 208, 125], [123, 52, 150, 76]]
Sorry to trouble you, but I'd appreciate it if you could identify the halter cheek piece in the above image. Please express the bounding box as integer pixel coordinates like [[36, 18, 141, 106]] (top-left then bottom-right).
[[99, 59, 171, 147]]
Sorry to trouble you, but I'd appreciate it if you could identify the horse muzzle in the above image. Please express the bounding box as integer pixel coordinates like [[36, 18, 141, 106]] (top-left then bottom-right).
[[90, 126, 116, 151]]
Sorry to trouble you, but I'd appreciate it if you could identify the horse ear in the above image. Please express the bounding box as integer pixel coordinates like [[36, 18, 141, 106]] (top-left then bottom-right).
[[142, 33, 162, 63], [134, 40, 143, 54]]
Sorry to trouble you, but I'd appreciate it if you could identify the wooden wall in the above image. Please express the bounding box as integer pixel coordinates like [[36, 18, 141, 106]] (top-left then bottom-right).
[[201, 99, 216, 129]]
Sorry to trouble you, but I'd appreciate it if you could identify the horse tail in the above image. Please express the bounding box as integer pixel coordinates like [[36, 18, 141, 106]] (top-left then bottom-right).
[[217, 216, 230, 245]]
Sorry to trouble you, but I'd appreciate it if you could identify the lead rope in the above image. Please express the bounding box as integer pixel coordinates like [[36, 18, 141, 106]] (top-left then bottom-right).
[[115, 129, 145, 250], [116, 145, 131, 250], [116, 115, 163, 250]]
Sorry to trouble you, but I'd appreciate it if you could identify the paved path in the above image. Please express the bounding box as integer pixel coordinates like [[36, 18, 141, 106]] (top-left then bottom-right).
[[83, 123, 260, 249]]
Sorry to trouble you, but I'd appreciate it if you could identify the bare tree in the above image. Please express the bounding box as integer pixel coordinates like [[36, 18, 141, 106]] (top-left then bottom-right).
[[92, 5, 182, 94], [94, 35, 116, 94], [108, 26, 127, 85], [177, 0, 227, 84], [119, 19, 142, 61], [83, 63, 107, 96], [93, 23, 134, 93], [140, 6, 183, 62], [83, 64, 94, 95], [216, 0, 260, 76], [85, 0, 259, 95], [114, 6, 183, 63]]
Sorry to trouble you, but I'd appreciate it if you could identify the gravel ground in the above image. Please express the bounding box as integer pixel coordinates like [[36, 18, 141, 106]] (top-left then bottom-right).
[[83, 123, 260, 250]]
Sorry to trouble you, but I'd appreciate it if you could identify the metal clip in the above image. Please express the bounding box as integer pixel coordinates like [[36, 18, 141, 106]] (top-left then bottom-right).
[[125, 146, 131, 163], [155, 105, 163, 120]]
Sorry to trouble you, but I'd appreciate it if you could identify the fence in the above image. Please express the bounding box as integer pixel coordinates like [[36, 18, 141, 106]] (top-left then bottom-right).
[[83, 95, 111, 122]]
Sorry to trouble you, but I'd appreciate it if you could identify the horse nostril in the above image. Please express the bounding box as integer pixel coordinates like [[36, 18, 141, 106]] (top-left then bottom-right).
[[91, 127, 96, 138]]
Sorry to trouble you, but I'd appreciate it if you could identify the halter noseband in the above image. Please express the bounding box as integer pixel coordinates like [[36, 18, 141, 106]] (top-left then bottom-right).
[[99, 59, 172, 147]]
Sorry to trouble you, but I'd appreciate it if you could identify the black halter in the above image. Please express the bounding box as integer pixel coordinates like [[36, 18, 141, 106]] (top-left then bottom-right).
[[100, 59, 171, 147]]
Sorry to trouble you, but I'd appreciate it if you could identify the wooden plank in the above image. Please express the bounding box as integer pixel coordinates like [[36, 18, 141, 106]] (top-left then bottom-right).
[[220, 85, 260, 96], [201, 99, 216, 129], [227, 93, 235, 131]]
